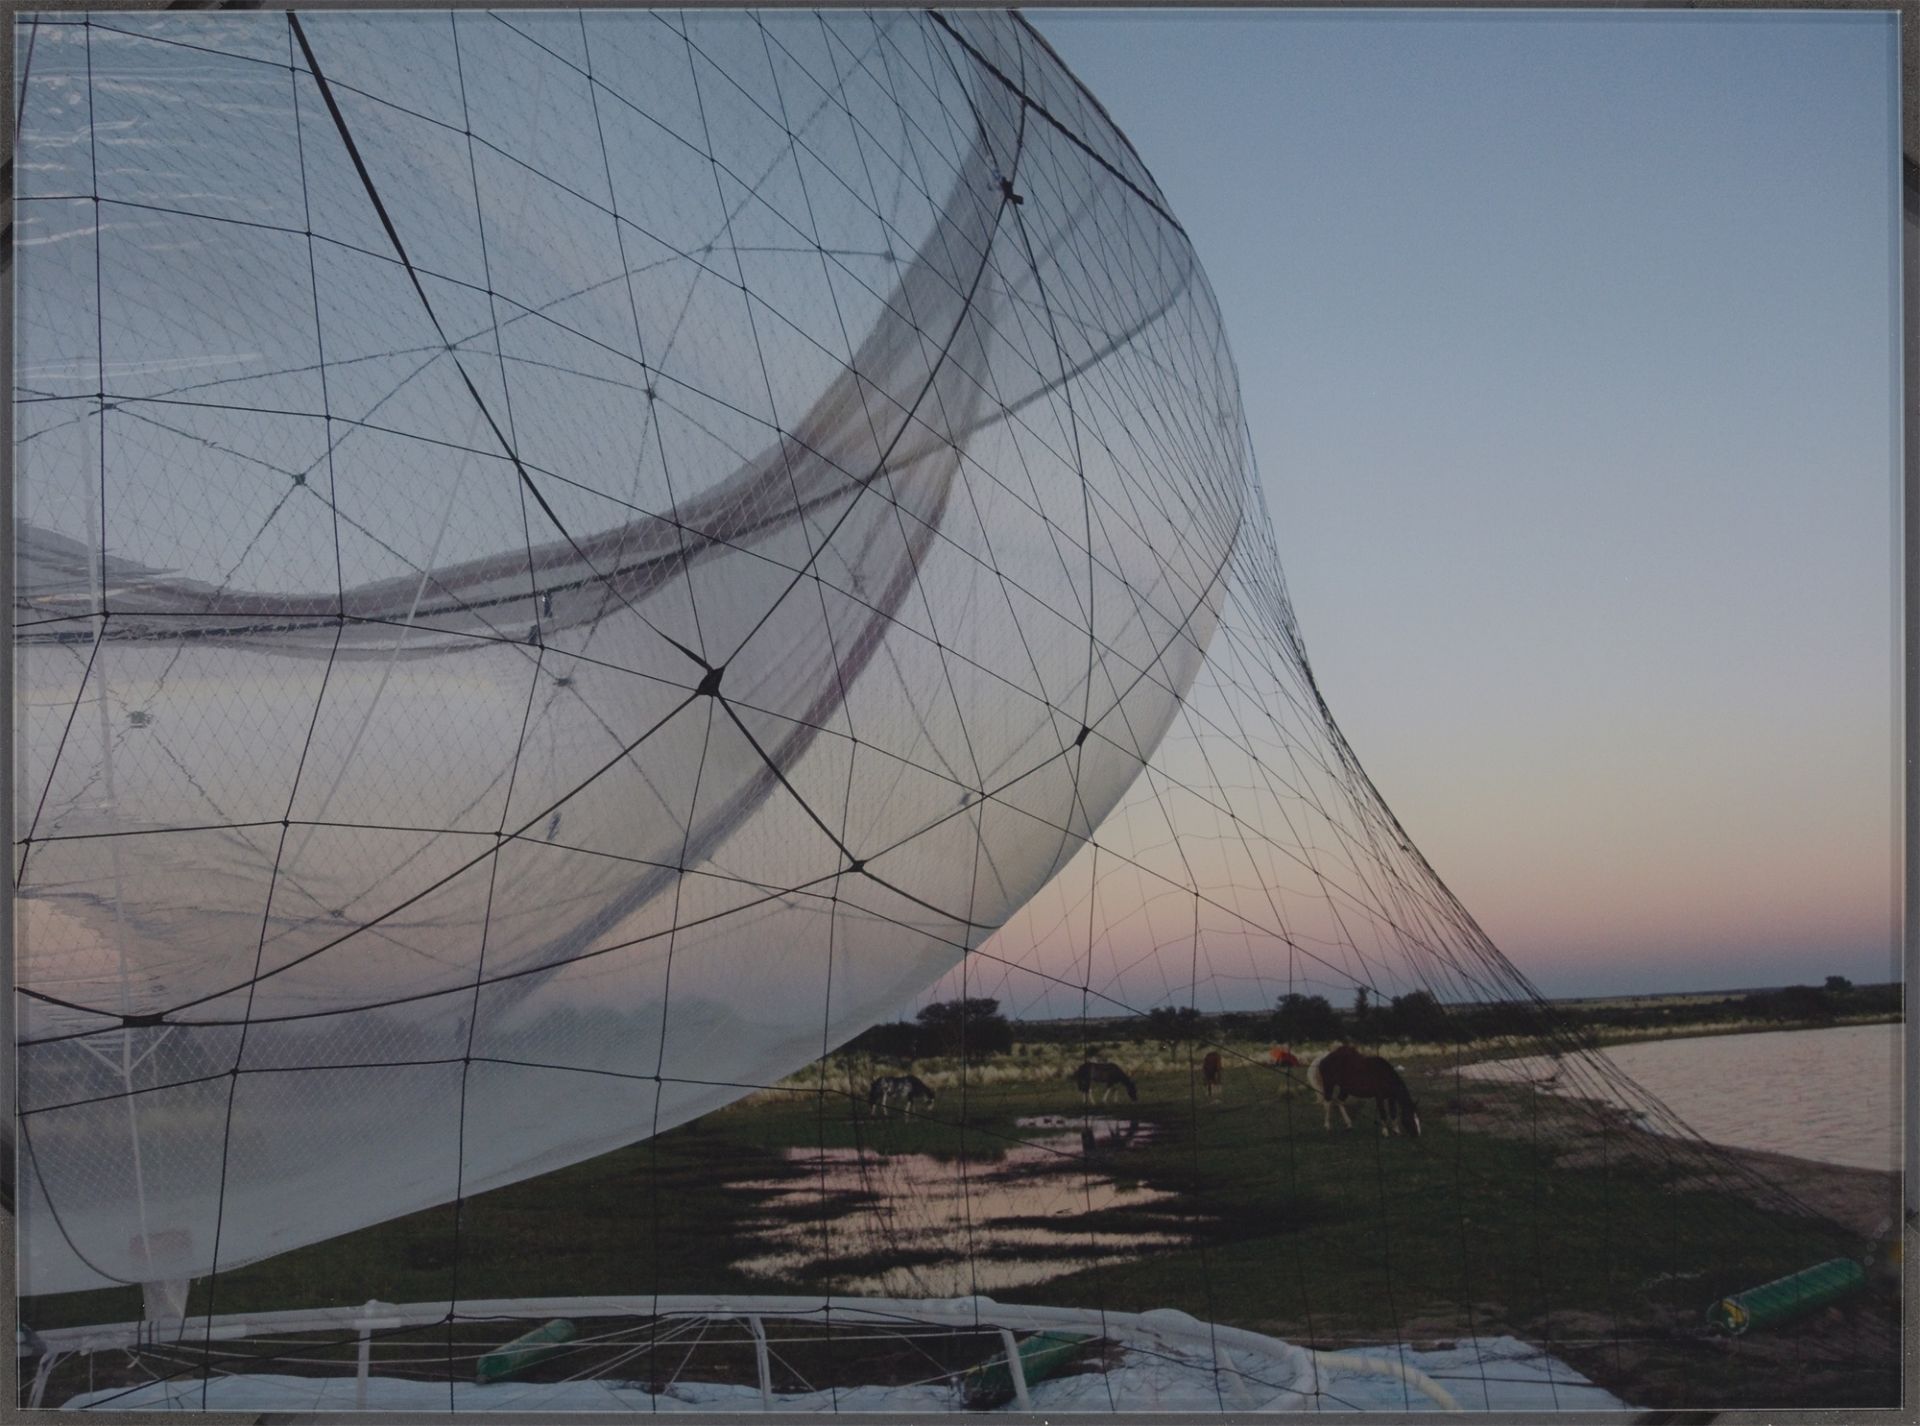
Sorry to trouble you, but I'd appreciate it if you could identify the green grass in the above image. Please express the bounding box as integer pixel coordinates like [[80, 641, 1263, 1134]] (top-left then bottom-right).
[[21, 1050, 1896, 1408]]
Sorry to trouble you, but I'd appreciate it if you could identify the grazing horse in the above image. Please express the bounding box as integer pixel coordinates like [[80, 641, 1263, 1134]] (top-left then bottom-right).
[[867, 1074, 936, 1115], [1071, 1061, 1138, 1104], [1268, 1045, 1302, 1069], [1201, 1050, 1224, 1100], [1307, 1044, 1421, 1137]]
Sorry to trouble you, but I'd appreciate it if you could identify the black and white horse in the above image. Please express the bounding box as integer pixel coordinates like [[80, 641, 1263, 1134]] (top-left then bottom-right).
[[867, 1074, 936, 1115], [1071, 1061, 1139, 1104], [1307, 1044, 1421, 1137]]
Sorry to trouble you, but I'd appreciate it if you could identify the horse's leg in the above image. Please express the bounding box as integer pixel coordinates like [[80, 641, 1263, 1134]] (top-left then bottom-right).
[[1337, 1098, 1354, 1130], [1321, 1096, 1332, 1132]]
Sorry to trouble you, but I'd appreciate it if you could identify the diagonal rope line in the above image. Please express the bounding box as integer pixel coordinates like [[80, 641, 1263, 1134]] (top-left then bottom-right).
[[287, 10, 709, 677]]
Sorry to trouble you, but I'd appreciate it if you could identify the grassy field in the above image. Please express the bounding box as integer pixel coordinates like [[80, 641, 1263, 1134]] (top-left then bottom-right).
[[23, 1037, 1899, 1409]]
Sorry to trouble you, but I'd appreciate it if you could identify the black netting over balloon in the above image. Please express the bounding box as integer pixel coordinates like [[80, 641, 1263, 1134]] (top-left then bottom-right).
[[11, 9, 1895, 1414]]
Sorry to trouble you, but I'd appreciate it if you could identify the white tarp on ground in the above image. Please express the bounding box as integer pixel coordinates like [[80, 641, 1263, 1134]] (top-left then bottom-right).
[[61, 1335, 1627, 1412]]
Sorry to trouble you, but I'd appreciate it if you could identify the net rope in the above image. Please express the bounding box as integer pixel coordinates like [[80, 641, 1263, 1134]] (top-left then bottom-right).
[[12, 7, 1890, 1413]]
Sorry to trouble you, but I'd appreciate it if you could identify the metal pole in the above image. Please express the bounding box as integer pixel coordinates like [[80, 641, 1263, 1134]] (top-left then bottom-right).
[[747, 1316, 773, 1411], [28, 1350, 59, 1409], [997, 1328, 1031, 1411], [80, 407, 157, 1301], [354, 1316, 373, 1409]]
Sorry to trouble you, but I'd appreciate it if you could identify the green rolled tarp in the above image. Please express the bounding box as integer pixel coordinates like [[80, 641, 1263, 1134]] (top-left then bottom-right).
[[475, 1318, 577, 1383], [1706, 1257, 1866, 1335], [960, 1331, 1096, 1407]]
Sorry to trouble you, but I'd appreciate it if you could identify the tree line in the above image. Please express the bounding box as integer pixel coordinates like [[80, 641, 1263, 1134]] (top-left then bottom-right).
[[845, 978, 1896, 1064], [845, 997, 1015, 1061]]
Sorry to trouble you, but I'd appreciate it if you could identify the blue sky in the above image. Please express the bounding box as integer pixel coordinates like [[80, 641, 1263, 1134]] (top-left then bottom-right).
[[1029, 10, 1901, 997]]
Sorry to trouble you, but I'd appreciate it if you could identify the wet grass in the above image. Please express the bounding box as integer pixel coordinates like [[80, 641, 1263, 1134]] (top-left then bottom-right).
[[21, 1053, 1898, 1409]]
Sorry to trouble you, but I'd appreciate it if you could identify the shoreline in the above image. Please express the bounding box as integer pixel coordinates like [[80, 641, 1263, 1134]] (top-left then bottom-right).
[[1438, 1067, 1901, 1409], [1703, 1140, 1900, 1241], [1465, 1010, 1901, 1063], [1447, 1061, 1900, 1230]]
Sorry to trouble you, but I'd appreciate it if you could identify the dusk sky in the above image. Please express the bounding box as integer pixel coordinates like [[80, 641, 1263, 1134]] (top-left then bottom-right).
[[18, 11, 1900, 1028], [1025, 10, 1901, 999]]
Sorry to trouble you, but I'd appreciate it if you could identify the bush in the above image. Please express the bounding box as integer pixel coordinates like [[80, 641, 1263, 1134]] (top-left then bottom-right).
[[1742, 985, 1834, 1023], [844, 1019, 919, 1061], [915, 998, 1014, 1058], [1144, 1005, 1204, 1045], [1272, 993, 1342, 1043], [1379, 989, 1451, 1042]]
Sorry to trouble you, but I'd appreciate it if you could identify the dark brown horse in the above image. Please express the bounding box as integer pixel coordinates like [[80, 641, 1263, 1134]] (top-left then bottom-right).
[[1307, 1044, 1421, 1137], [1071, 1061, 1138, 1103], [1200, 1050, 1224, 1100]]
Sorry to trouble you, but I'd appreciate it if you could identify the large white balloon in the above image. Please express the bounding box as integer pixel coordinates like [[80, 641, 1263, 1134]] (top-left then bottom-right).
[[14, 10, 1245, 1293]]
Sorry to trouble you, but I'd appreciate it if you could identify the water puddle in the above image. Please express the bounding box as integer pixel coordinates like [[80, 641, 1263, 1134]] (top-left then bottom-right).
[[732, 1118, 1201, 1296]]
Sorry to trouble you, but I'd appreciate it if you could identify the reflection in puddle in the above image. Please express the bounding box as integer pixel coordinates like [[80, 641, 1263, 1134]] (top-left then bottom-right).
[[1013, 1114, 1150, 1157], [733, 1121, 1200, 1296]]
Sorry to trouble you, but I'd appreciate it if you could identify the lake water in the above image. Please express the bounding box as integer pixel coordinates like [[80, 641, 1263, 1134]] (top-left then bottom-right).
[[1465, 1022, 1902, 1172]]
